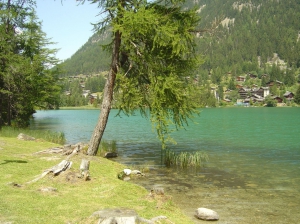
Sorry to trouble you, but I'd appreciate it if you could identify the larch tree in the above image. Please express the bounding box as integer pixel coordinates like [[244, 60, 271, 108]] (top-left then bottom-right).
[[85, 0, 203, 155]]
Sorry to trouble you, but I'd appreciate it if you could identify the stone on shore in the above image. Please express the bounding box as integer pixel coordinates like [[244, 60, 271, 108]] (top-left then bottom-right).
[[104, 152, 118, 158], [123, 169, 132, 175], [195, 207, 219, 221], [17, 133, 35, 141], [91, 208, 138, 224], [91, 208, 167, 224]]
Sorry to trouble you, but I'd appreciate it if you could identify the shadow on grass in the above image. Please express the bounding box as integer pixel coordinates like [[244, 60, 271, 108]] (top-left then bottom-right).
[[0, 160, 28, 165]]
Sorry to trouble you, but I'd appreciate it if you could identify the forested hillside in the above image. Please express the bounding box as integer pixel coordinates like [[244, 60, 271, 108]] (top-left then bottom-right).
[[60, 32, 111, 76], [58, 0, 300, 108], [195, 0, 300, 77], [59, 0, 300, 78]]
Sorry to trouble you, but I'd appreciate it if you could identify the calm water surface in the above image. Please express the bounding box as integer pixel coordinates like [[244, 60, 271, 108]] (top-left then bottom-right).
[[30, 108, 300, 223]]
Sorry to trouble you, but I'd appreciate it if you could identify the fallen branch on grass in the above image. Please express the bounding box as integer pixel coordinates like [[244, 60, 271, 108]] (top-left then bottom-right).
[[27, 143, 89, 184]]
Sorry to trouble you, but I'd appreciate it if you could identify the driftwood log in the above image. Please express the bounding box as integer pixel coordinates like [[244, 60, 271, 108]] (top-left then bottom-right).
[[27, 143, 89, 184], [26, 160, 72, 184]]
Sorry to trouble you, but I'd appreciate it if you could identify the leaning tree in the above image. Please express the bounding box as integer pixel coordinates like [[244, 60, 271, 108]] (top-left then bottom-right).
[[84, 0, 203, 155]]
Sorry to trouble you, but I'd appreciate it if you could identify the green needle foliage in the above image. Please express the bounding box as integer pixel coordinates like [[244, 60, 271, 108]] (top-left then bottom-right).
[[114, 3, 202, 148], [86, 0, 203, 154], [0, 1, 61, 128]]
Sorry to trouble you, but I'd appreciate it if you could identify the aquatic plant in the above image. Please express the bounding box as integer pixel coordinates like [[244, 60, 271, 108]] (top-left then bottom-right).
[[164, 148, 208, 168], [96, 140, 118, 157], [164, 148, 177, 167]]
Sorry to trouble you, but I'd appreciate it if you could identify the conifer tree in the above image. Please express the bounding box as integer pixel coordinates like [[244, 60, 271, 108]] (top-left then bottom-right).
[[0, 0, 60, 128], [294, 85, 300, 105], [85, 0, 202, 155]]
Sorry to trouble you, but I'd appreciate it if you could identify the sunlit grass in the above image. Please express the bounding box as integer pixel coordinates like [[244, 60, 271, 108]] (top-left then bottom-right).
[[0, 137, 193, 224], [0, 126, 66, 144]]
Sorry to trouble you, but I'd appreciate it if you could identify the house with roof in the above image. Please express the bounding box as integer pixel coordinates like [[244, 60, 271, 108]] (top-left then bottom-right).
[[236, 75, 247, 82], [82, 90, 91, 98], [236, 84, 243, 89], [252, 94, 264, 103], [248, 73, 257, 79], [238, 87, 252, 99], [266, 80, 283, 87], [283, 91, 294, 101], [272, 96, 283, 103], [255, 87, 270, 98]]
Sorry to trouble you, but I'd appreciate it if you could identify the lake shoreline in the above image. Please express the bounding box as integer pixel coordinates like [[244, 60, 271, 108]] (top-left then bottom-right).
[[30, 108, 300, 223], [0, 136, 194, 223]]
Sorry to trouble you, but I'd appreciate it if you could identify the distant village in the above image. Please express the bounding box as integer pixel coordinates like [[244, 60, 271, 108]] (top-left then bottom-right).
[[221, 74, 295, 106], [63, 72, 296, 107]]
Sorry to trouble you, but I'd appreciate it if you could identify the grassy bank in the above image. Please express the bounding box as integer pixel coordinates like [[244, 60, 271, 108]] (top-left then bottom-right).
[[0, 126, 66, 144], [0, 136, 193, 224]]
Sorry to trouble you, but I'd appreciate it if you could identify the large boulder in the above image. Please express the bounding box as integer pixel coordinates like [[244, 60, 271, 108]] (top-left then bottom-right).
[[195, 207, 219, 221]]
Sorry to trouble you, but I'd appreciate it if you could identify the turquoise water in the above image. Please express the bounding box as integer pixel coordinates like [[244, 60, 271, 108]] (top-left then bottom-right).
[[30, 108, 300, 223]]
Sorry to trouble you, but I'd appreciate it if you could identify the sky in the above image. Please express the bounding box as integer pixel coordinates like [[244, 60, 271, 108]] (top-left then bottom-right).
[[35, 1, 101, 61]]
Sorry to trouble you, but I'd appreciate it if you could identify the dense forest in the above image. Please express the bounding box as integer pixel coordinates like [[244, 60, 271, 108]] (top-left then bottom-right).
[[195, 0, 300, 76], [0, 0, 61, 128], [58, 0, 300, 107]]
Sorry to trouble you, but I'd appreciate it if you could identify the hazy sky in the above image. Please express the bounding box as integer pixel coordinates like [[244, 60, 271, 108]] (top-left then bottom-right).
[[35, 1, 101, 61]]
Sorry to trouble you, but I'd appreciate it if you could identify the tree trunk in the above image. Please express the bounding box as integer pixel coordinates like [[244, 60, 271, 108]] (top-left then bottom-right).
[[0, 93, 3, 128], [87, 31, 121, 156], [80, 159, 90, 181]]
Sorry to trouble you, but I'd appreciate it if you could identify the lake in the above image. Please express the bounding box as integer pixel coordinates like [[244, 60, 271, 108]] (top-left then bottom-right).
[[30, 107, 300, 223]]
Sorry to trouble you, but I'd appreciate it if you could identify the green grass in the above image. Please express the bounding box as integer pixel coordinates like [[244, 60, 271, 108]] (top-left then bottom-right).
[[0, 137, 193, 224], [0, 126, 66, 144]]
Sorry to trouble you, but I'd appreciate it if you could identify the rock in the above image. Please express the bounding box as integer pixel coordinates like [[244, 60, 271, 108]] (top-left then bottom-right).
[[131, 170, 142, 175], [91, 209, 168, 224], [17, 133, 35, 141], [104, 152, 118, 158], [151, 187, 164, 195], [123, 169, 131, 175], [91, 208, 138, 224], [195, 207, 219, 221]]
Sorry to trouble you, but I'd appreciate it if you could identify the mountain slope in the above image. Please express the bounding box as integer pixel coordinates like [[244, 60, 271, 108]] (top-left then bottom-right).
[[195, 0, 300, 73], [58, 0, 300, 78]]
